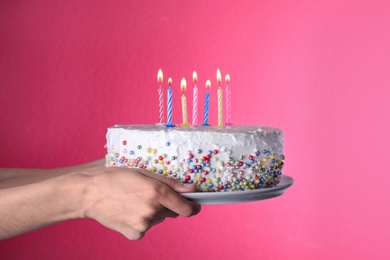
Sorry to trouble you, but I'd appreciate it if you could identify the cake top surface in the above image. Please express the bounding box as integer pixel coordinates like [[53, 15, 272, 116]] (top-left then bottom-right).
[[109, 124, 282, 134]]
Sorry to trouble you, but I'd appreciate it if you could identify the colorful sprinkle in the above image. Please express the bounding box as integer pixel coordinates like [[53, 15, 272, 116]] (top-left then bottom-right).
[[106, 137, 285, 192]]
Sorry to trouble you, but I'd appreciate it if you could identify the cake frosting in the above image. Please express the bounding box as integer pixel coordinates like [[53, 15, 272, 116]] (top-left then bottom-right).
[[105, 124, 284, 192]]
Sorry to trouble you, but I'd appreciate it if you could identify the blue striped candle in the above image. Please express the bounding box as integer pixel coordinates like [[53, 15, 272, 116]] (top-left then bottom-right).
[[202, 80, 211, 126]]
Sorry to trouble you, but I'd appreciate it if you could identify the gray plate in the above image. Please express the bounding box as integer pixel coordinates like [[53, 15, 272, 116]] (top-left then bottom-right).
[[182, 175, 294, 205]]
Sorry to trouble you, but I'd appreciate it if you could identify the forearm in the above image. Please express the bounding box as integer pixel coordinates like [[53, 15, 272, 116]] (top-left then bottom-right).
[[0, 160, 103, 189], [0, 173, 84, 240]]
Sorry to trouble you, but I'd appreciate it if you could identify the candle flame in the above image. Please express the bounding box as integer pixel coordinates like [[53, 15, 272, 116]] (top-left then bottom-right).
[[193, 71, 198, 83], [181, 78, 187, 92], [225, 74, 230, 84], [157, 69, 163, 84], [205, 80, 211, 90], [216, 69, 221, 85], [168, 77, 172, 86]]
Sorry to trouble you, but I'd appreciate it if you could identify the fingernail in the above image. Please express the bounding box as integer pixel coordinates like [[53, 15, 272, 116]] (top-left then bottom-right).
[[183, 183, 195, 189]]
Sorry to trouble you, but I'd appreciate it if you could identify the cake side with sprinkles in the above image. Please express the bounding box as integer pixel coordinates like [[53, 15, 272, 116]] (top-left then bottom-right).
[[105, 124, 284, 192]]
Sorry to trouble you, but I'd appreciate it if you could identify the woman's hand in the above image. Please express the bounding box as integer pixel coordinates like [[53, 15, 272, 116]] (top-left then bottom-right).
[[76, 160, 201, 240]]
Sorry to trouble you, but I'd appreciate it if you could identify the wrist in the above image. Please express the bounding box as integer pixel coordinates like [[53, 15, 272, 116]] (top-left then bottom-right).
[[58, 171, 91, 220]]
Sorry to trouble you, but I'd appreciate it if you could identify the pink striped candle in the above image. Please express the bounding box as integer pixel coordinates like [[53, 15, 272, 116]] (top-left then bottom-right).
[[225, 74, 232, 125], [192, 71, 198, 126], [157, 69, 164, 124]]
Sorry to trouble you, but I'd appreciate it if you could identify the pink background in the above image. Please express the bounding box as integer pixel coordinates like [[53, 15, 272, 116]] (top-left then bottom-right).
[[1, 0, 390, 259]]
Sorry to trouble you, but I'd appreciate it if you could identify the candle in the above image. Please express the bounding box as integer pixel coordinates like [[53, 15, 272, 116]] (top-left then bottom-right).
[[202, 80, 211, 126], [216, 69, 224, 128], [225, 74, 232, 125], [192, 71, 198, 126], [166, 77, 174, 127], [157, 69, 164, 124], [180, 78, 189, 126]]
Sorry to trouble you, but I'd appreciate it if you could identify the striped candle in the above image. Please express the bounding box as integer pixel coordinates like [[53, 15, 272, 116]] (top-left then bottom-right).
[[157, 69, 164, 124], [192, 71, 198, 126], [202, 80, 211, 126], [166, 78, 174, 127], [217, 86, 223, 127], [216, 69, 224, 128], [180, 78, 189, 126], [225, 74, 231, 125]]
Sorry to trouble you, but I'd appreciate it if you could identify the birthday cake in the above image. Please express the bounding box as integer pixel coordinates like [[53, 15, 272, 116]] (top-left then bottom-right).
[[105, 124, 284, 192]]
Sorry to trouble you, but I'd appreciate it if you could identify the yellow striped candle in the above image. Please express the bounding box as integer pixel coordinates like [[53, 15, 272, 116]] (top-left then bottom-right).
[[216, 69, 224, 128], [181, 78, 189, 126]]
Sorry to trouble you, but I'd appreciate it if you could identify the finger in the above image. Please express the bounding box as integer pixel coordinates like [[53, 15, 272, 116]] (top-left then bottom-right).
[[154, 208, 179, 219], [150, 217, 165, 226], [157, 184, 201, 217], [135, 169, 201, 217], [135, 168, 197, 193]]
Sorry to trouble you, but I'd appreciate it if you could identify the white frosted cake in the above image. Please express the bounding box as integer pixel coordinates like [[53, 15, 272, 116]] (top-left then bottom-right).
[[105, 125, 284, 192]]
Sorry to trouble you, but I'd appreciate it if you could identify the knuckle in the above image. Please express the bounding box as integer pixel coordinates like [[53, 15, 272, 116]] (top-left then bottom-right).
[[136, 218, 152, 233], [182, 204, 201, 217], [127, 231, 146, 241], [165, 177, 179, 187]]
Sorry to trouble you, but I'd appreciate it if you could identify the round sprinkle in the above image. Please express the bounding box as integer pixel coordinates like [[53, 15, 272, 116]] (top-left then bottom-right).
[[137, 145, 142, 149], [166, 142, 171, 146], [129, 150, 134, 155], [197, 149, 202, 154], [122, 140, 127, 145]]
